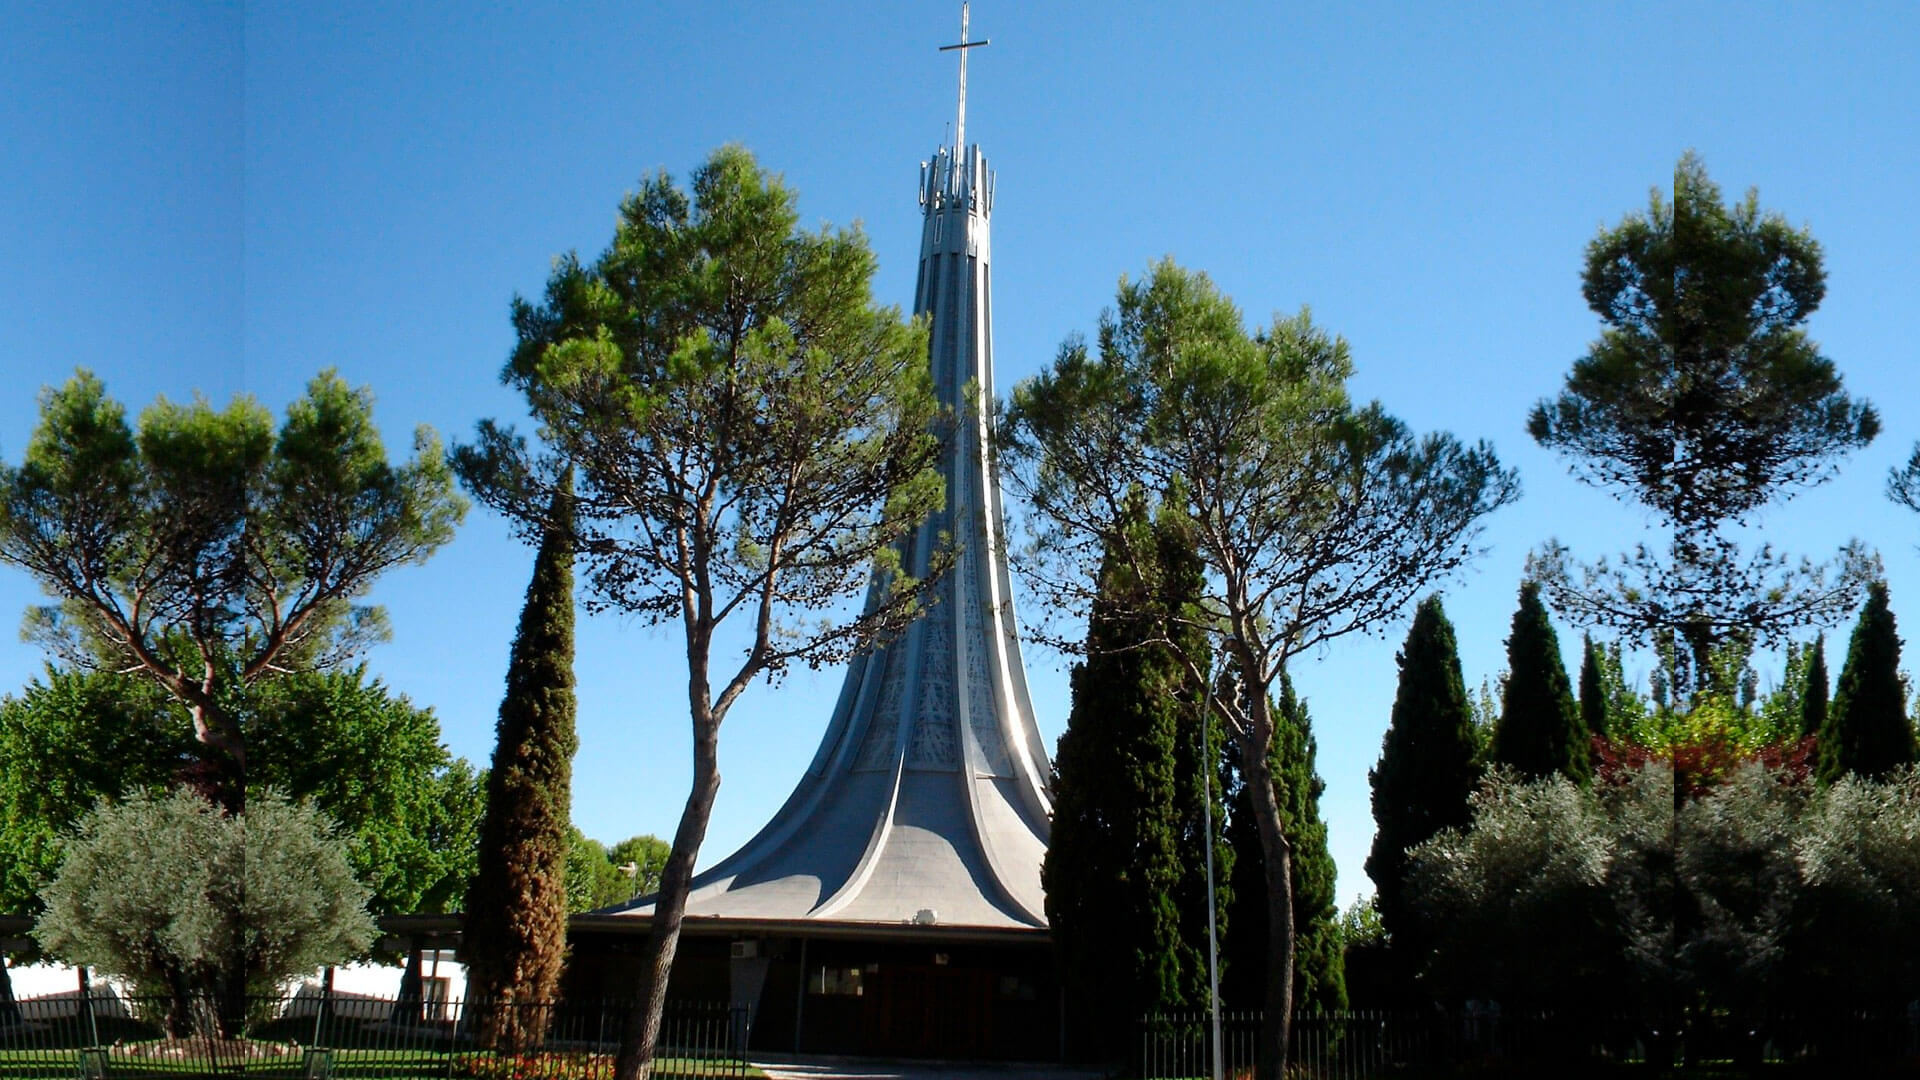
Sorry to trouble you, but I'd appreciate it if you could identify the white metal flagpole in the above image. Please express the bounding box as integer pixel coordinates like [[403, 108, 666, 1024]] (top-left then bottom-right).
[[1200, 663, 1225, 1080]]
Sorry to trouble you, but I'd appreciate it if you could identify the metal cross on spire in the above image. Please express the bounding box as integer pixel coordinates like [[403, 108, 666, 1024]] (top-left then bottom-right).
[[938, 2, 989, 156]]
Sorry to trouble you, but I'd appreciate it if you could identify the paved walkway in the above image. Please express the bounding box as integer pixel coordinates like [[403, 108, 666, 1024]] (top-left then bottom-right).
[[752, 1057, 1111, 1080]]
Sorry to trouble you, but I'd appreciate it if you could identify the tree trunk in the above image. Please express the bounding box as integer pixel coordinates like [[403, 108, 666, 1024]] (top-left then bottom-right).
[[613, 720, 722, 1080], [1242, 726, 1295, 1080], [159, 960, 195, 1038], [184, 699, 247, 815], [0, 951, 19, 1027], [217, 943, 249, 1040], [390, 942, 424, 1026]]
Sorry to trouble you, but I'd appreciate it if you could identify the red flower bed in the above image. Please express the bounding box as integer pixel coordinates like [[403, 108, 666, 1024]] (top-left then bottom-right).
[[454, 1051, 615, 1080]]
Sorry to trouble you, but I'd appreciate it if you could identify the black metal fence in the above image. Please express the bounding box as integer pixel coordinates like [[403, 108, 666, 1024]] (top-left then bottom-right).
[[1141, 1011, 1460, 1080], [1143, 1010, 1659, 1078], [0, 990, 749, 1079], [1139, 1008, 1920, 1078]]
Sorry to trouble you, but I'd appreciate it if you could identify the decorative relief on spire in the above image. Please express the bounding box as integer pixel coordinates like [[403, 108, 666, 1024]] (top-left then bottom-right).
[[854, 647, 906, 772], [963, 538, 1013, 777], [907, 575, 960, 770]]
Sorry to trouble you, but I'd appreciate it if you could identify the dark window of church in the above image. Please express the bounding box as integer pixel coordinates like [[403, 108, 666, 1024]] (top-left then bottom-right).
[[810, 967, 864, 996]]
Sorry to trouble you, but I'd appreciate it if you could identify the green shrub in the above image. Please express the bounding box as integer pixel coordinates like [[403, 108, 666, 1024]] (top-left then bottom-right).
[[33, 788, 375, 997]]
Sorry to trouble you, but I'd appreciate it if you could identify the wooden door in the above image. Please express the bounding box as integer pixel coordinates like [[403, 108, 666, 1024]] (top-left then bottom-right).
[[865, 964, 993, 1057]]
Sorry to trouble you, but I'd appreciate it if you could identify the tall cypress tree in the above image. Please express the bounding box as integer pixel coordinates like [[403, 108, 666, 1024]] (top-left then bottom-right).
[[1157, 518, 1230, 1015], [1800, 634, 1830, 739], [1491, 582, 1590, 783], [1366, 595, 1480, 1000], [1223, 675, 1345, 1013], [1044, 506, 1214, 1055], [1578, 634, 1609, 740], [1818, 582, 1916, 782], [463, 475, 577, 1053]]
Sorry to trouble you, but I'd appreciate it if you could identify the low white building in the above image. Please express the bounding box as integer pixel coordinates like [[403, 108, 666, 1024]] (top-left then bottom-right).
[[5, 961, 121, 1002], [301, 951, 468, 1011], [5, 953, 466, 1008]]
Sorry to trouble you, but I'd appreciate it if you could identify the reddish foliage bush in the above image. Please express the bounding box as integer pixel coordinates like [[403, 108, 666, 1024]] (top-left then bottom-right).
[[1592, 735, 1817, 800]]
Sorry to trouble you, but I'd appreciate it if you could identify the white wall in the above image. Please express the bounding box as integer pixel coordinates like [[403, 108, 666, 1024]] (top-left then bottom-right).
[[6, 954, 467, 1003], [4, 963, 135, 1001], [313, 951, 467, 1001]]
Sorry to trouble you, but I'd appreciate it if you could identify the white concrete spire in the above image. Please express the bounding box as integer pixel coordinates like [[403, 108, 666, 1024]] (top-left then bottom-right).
[[616, 8, 1050, 930]]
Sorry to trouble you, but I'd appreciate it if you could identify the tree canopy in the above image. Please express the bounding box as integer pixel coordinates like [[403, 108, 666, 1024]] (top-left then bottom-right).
[[1490, 582, 1590, 784], [1799, 635, 1829, 739], [1528, 154, 1877, 692], [0, 371, 465, 810], [1579, 635, 1609, 740], [458, 145, 947, 1079], [1002, 260, 1516, 1077], [1817, 582, 1915, 783], [559, 833, 672, 913], [605, 835, 670, 900], [0, 665, 483, 920], [566, 831, 662, 913]]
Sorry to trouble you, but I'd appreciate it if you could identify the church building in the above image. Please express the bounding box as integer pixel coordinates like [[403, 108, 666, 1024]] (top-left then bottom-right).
[[560, 7, 1061, 1058]]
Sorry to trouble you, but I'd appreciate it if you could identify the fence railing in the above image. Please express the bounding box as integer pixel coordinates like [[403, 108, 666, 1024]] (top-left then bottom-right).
[[1141, 1011, 1453, 1080], [1138, 1008, 1920, 1078], [0, 991, 749, 1079]]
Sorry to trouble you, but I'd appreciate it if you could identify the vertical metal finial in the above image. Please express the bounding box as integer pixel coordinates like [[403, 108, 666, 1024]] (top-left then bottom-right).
[[939, 2, 989, 157]]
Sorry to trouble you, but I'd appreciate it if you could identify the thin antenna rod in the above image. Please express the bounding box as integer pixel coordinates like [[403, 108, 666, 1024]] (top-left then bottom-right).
[[938, 1, 990, 156]]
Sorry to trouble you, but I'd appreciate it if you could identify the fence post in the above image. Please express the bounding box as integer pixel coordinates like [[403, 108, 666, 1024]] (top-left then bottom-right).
[[310, 965, 334, 1047], [732, 1004, 749, 1074], [77, 966, 99, 1049], [442, 994, 457, 1080]]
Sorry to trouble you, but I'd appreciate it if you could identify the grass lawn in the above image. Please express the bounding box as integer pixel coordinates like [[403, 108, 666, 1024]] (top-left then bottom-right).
[[0, 1047, 767, 1079]]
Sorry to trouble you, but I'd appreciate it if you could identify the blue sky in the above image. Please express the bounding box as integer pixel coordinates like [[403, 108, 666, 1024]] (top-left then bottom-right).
[[3, 2, 1918, 910]]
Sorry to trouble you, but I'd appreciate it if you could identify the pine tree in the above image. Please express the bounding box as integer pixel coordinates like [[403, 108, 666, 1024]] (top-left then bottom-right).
[[1043, 506, 1215, 1056], [1491, 582, 1590, 783], [1579, 634, 1609, 740], [1818, 582, 1916, 782], [462, 476, 577, 1053], [1801, 635, 1830, 739], [1366, 595, 1481, 1001], [1223, 675, 1345, 1013], [1529, 154, 1877, 685]]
